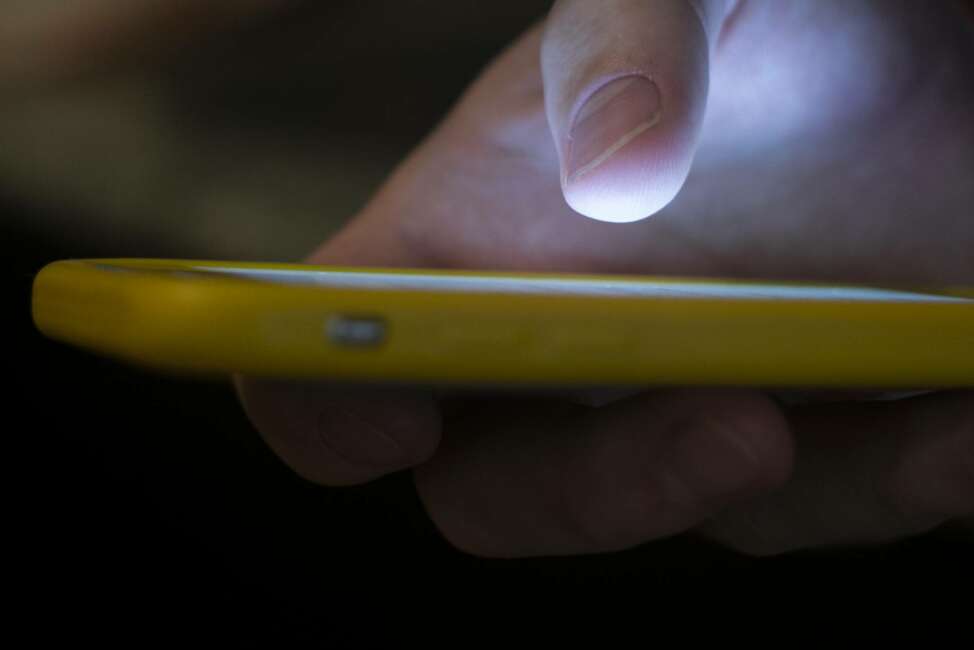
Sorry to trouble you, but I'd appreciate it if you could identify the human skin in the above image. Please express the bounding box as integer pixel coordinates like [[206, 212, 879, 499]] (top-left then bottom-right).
[[28, 0, 965, 557], [235, 0, 974, 557]]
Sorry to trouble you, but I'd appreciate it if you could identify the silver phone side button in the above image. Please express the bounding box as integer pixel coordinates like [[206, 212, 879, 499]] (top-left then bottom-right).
[[325, 315, 387, 347]]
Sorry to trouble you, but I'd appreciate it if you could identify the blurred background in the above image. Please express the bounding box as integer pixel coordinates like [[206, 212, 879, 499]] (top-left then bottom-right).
[[2, 0, 556, 259], [7, 0, 970, 637]]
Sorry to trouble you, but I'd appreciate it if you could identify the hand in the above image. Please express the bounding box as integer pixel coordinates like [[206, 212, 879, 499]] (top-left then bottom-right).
[[237, 0, 974, 557]]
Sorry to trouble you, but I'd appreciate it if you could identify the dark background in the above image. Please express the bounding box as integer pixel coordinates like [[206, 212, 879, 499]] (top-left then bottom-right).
[[6, 1, 970, 638]]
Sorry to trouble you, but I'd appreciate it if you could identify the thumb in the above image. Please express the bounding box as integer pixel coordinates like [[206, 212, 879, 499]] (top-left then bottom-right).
[[541, 0, 731, 222]]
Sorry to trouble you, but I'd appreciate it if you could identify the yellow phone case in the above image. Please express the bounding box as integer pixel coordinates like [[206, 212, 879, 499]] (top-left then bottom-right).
[[31, 258, 974, 387]]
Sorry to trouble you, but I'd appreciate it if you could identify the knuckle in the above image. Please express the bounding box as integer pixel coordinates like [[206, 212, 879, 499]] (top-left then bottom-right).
[[693, 395, 796, 492], [571, 475, 671, 553], [567, 393, 795, 554], [883, 408, 974, 524], [303, 403, 438, 485], [238, 379, 439, 486]]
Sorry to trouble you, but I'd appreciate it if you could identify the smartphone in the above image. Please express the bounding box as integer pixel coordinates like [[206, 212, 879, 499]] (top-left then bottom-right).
[[31, 258, 974, 387]]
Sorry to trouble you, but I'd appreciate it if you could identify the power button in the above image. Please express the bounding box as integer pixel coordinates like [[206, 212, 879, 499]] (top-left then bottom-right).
[[325, 314, 387, 347]]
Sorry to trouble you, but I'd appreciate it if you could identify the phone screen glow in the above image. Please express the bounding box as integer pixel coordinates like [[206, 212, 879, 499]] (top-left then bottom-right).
[[195, 266, 971, 303]]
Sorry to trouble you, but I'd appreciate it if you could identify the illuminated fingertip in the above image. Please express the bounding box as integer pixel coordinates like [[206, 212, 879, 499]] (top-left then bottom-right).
[[562, 166, 685, 223]]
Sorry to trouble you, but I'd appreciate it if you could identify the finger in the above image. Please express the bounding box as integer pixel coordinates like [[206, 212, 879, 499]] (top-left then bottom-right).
[[701, 391, 974, 555], [540, 0, 733, 222], [234, 218, 442, 486], [415, 388, 793, 558], [235, 378, 440, 486]]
